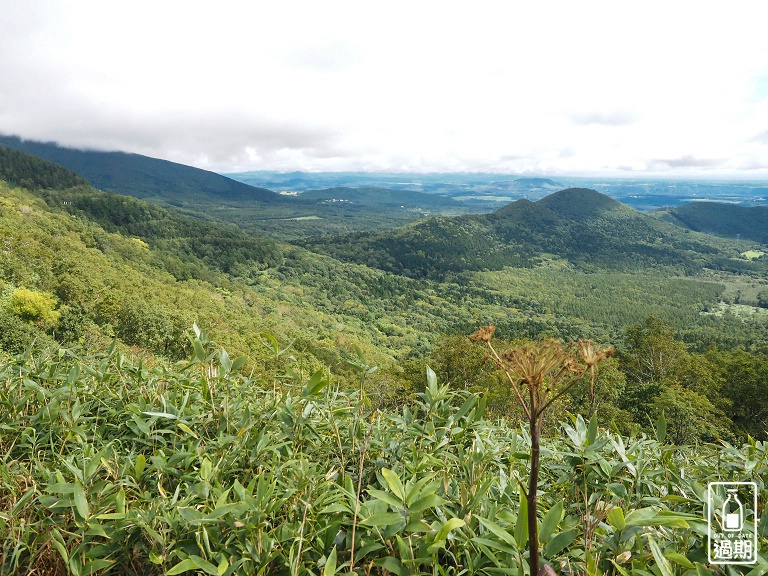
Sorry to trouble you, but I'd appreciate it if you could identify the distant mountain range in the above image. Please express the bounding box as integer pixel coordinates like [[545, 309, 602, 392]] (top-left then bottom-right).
[[0, 134, 283, 204], [2, 133, 767, 265]]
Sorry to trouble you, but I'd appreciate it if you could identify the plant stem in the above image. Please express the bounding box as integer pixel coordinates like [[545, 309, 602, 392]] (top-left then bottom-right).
[[528, 410, 540, 576]]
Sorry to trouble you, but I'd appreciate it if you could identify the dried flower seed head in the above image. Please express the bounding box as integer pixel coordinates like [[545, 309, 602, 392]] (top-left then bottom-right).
[[470, 325, 496, 343], [577, 340, 614, 367], [501, 339, 570, 388]]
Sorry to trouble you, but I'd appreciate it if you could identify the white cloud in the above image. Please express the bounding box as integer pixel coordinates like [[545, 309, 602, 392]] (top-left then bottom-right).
[[1, 0, 768, 175]]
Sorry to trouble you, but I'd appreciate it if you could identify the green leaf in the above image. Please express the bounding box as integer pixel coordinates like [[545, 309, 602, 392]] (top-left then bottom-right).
[[624, 507, 659, 526], [323, 546, 338, 576], [665, 552, 694, 569], [116, 488, 126, 515], [381, 468, 406, 501], [656, 412, 667, 444], [361, 512, 405, 527], [435, 518, 465, 542], [540, 501, 564, 543], [201, 375, 211, 403], [302, 370, 328, 397], [514, 492, 528, 548], [51, 528, 68, 564], [607, 507, 626, 531], [200, 458, 212, 481], [477, 515, 517, 547], [544, 529, 577, 557], [134, 454, 146, 478], [219, 348, 231, 374], [142, 411, 177, 420], [648, 535, 673, 576], [231, 356, 247, 371], [408, 493, 447, 514], [167, 555, 219, 575], [73, 481, 89, 520], [472, 536, 516, 554], [193, 338, 206, 362], [375, 557, 409, 576], [82, 559, 115, 575], [587, 414, 598, 445], [426, 365, 437, 390], [11, 487, 36, 516], [367, 489, 404, 509]]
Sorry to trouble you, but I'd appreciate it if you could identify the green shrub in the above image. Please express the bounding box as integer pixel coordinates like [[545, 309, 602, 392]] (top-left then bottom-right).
[[8, 286, 60, 326]]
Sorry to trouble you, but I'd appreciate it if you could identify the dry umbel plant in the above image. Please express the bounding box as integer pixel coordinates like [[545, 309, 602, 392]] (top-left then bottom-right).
[[470, 325, 613, 576]]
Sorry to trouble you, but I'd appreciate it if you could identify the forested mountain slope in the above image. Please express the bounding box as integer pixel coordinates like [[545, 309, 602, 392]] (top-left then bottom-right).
[[0, 134, 283, 203], [302, 188, 746, 278], [659, 201, 768, 244]]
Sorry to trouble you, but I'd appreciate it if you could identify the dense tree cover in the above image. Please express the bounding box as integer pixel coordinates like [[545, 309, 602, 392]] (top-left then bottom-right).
[[0, 145, 89, 190], [301, 188, 750, 279], [663, 201, 768, 244], [35, 186, 284, 278]]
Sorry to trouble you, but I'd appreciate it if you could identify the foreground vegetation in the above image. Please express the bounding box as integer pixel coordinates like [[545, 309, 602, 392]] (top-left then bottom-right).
[[3, 142, 768, 575], [1, 334, 766, 575]]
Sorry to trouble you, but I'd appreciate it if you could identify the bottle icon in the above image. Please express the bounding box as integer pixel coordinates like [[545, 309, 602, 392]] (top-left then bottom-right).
[[722, 489, 744, 532]]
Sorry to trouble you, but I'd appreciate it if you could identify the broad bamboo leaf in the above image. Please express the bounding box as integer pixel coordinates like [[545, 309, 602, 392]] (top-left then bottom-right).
[[472, 537, 516, 554], [607, 507, 626, 531], [540, 501, 564, 542], [665, 552, 694, 569], [408, 493, 447, 514], [219, 348, 231, 373], [361, 512, 405, 527], [375, 557, 409, 576], [544, 530, 577, 557], [426, 365, 437, 390], [73, 481, 89, 519], [11, 487, 36, 515], [648, 536, 673, 576], [624, 507, 659, 526], [514, 493, 528, 548], [435, 517, 465, 542], [134, 454, 146, 478], [82, 559, 115, 575], [367, 489, 404, 509], [193, 339, 206, 362], [302, 370, 328, 397], [656, 413, 667, 444], [323, 546, 338, 576], [142, 411, 177, 420], [477, 515, 517, 547], [381, 468, 406, 501], [167, 557, 219, 575], [231, 356, 247, 371], [587, 414, 598, 445]]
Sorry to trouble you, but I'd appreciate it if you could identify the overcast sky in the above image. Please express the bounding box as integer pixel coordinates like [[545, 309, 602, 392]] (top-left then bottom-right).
[[2, 1, 768, 176]]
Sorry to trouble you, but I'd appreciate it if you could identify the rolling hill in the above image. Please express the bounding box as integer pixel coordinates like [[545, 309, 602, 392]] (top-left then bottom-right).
[[302, 187, 729, 278]]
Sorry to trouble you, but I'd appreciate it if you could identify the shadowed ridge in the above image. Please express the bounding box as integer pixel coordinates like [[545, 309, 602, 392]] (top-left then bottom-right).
[[0, 134, 284, 203]]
